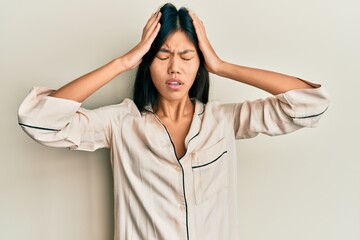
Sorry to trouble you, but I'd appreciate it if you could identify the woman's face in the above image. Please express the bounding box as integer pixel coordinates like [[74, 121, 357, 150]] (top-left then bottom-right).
[[150, 30, 200, 103]]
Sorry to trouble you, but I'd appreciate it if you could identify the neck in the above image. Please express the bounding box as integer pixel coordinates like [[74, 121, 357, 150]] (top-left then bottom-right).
[[154, 97, 194, 121]]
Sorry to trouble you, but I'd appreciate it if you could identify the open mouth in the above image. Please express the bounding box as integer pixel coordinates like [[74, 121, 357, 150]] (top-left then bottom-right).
[[166, 79, 183, 89], [167, 82, 183, 86]]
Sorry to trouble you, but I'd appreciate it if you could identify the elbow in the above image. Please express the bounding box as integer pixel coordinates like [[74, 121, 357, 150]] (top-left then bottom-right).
[[282, 86, 331, 128]]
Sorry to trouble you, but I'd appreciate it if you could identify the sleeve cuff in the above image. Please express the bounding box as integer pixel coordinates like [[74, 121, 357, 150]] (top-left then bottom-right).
[[18, 87, 82, 130], [276, 85, 330, 127]]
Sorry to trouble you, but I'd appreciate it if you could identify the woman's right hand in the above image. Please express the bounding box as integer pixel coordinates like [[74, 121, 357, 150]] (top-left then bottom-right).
[[120, 10, 161, 71], [49, 10, 161, 102]]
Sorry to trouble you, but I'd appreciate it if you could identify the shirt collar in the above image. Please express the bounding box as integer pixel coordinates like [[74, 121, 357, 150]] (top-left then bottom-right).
[[144, 99, 205, 116]]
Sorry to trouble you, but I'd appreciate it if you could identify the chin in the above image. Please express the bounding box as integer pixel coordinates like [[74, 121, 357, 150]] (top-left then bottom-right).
[[159, 92, 190, 102]]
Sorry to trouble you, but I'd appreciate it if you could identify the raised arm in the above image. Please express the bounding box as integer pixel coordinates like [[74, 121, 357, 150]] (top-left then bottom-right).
[[188, 10, 315, 95], [50, 11, 161, 102]]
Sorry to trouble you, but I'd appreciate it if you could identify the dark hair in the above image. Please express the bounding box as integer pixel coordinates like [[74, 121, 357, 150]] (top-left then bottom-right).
[[133, 3, 209, 112]]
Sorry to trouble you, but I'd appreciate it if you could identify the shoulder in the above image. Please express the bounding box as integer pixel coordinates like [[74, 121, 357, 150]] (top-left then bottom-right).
[[203, 100, 232, 114], [89, 98, 141, 120], [200, 100, 233, 122]]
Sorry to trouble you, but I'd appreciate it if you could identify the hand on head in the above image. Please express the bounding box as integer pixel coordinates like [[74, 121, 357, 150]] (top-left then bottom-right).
[[186, 8, 222, 74], [121, 10, 162, 71]]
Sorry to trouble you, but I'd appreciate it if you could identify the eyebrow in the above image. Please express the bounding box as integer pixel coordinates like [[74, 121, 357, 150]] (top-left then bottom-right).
[[158, 48, 195, 54]]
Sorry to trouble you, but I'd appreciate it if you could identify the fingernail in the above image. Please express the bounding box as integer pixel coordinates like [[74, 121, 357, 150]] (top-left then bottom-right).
[[152, 8, 159, 15]]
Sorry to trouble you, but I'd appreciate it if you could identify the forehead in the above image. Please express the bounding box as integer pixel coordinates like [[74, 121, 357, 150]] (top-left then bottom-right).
[[161, 30, 195, 50]]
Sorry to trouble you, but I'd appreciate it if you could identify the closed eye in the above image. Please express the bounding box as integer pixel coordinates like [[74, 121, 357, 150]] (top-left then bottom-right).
[[180, 52, 195, 61], [156, 56, 169, 61]]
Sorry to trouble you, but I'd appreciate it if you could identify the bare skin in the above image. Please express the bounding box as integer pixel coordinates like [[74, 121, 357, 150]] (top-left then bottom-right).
[[48, 8, 315, 158], [49, 10, 162, 102], [155, 101, 194, 158], [187, 9, 315, 94], [149, 30, 200, 158]]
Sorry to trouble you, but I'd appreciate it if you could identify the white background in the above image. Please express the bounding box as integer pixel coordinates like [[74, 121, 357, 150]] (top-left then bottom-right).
[[1, 0, 359, 239]]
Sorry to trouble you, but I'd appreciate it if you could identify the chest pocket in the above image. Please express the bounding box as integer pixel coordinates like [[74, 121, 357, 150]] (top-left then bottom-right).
[[192, 138, 230, 205]]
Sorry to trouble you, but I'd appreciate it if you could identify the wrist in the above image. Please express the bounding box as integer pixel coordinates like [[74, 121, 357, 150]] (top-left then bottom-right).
[[211, 60, 226, 76], [112, 57, 128, 74]]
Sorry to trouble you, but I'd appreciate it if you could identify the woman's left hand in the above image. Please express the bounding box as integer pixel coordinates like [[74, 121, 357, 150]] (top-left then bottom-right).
[[188, 9, 223, 74], [188, 9, 316, 95]]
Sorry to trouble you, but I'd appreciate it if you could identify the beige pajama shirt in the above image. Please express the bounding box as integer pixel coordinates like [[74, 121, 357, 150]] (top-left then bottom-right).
[[18, 86, 330, 240]]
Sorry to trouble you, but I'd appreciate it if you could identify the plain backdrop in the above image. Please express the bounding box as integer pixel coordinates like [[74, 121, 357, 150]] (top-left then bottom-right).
[[1, 0, 359, 239]]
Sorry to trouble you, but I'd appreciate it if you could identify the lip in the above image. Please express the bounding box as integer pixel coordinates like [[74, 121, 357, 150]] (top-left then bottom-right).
[[165, 78, 184, 90]]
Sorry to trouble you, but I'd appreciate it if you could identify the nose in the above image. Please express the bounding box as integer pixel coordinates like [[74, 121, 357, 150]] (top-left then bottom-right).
[[168, 56, 180, 75]]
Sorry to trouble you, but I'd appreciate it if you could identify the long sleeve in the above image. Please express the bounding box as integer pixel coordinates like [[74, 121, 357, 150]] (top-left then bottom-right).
[[18, 87, 134, 151], [222, 86, 330, 139]]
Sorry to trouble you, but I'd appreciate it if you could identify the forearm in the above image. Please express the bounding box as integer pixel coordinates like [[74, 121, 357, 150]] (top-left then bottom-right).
[[49, 57, 126, 102], [49, 11, 161, 102], [215, 61, 315, 95]]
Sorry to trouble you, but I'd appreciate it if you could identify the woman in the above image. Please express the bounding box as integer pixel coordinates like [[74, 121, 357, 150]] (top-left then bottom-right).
[[18, 3, 330, 240]]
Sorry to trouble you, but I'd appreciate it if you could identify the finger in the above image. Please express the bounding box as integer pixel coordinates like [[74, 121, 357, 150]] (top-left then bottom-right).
[[146, 22, 161, 43], [143, 10, 161, 34], [152, 8, 160, 16], [187, 8, 200, 23], [142, 12, 161, 40], [148, 9, 160, 24], [139, 21, 160, 55], [186, 9, 205, 35]]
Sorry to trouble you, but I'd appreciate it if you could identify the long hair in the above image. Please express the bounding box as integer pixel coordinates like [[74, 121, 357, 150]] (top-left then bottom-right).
[[133, 3, 209, 111]]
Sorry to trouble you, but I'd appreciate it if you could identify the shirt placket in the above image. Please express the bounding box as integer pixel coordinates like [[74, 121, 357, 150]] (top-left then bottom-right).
[[148, 101, 203, 240]]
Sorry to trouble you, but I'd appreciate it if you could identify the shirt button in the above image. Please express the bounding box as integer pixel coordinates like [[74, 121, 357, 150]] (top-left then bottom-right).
[[174, 166, 181, 172]]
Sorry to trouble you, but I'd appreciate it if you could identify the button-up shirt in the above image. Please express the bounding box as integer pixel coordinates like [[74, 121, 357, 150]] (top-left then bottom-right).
[[18, 86, 330, 240]]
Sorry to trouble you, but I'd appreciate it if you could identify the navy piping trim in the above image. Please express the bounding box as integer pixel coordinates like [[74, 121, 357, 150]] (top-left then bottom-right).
[[198, 103, 205, 116], [192, 151, 228, 169], [290, 108, 328, 119], [19, 123, 60, 132], [162, 126, 191, 240], [186, 132, 199, 149], [152, 113, 192, 240], [178, 162, 189, 240]]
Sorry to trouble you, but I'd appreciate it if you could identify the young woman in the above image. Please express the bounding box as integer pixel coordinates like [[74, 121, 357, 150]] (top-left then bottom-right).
[[18, 3, 330, 240]]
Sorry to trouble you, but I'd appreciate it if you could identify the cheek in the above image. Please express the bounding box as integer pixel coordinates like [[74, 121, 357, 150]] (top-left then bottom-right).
[[149, 62, 167, 91], [149, 62, 162, 81], [190, 56, 200, 72], [187, 62, 200, 79]]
